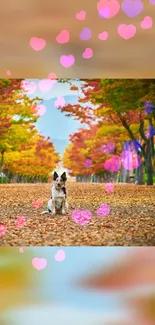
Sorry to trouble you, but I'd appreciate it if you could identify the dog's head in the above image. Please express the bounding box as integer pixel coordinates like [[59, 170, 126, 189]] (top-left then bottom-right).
[[53, 171, 67, 190]]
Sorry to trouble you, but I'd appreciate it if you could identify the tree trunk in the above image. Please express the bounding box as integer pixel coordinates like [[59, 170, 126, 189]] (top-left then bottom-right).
[[118, 117, 153, 185], [146, 162, 154, 185], [76, 175, 91, 182], [120, 167, 129, 183], [0, 151, 5, 173], [145, 139, 154, 185], [135, 162, 145, 185]]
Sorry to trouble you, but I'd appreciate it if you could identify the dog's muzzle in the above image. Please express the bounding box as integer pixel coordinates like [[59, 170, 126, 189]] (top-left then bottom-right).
[[56, 186, 61, 190]]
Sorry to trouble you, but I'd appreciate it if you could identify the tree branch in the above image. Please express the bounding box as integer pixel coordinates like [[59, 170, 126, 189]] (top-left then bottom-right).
[[109, 114, 118, 125], [118, 113, 146, 158], [139, 112, 148, 143]]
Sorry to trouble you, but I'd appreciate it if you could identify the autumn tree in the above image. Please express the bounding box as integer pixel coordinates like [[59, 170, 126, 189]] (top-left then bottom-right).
[[4, 132, 60, 182], [59, 79, 155, 185], [63, 127, 95, 179], [62, 123, 123, 182], [0, 79, 60, 182], [92, 79, 155, 185], [0, 78, 42, 173]]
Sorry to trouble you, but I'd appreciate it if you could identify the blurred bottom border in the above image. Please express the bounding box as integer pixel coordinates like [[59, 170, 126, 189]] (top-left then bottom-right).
[[1, 247, 155, 325]]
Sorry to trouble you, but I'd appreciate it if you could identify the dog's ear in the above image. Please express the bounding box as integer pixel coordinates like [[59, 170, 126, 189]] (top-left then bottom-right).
[[53, 171, 59, 181], [61, 172, 67, 182]]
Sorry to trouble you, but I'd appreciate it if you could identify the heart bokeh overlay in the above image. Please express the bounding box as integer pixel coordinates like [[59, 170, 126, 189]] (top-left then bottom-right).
[[31, 249, 66, 270], [29, 0, 153, 69], [1, 0, 155, 77]]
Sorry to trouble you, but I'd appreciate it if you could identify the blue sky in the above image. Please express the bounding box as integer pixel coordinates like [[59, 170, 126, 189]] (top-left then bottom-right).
[[26, 79, 87, 156], [35, 96, 85, 156]]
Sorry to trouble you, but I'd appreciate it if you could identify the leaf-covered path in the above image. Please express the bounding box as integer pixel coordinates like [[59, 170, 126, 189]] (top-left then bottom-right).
[[0, 183, 155, 246]]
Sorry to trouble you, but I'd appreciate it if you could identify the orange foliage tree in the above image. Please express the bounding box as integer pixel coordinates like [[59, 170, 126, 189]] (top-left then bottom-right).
[[62, 123, 123, 181], [59, 79, 155, 185]]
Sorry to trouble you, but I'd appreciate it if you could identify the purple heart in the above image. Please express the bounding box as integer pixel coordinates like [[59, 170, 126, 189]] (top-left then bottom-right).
[[144, 101, 155, 114], [121, 0, 144, 18], [122, 150, 142, 170], [149, 0, 155, 4], [145, 125, 155, 138], [98, 8, 110, 18], [80, 28, 92, 40]]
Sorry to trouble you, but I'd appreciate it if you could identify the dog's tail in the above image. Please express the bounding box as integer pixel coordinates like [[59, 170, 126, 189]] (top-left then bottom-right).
[[40, 210, 51, 215]]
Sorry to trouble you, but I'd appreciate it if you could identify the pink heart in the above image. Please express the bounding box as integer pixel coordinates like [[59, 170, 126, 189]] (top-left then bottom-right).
[[47, 72, 57, 84], [15, 216, 26, 228], [97, 0, 120, 18], [98, 31, 108, 40], [56, 30, 70, 44], [0, 224, 7, 237], [36, 104, 46, 116], [60, 55, 75, 68], [84, 158, 92, 168], [6, 70, 11, 76], [38, 79, 54, 92], [21, 81, 37, 94], [32, 200, 43, 208], [54, 96, 65, 108], [19, 247, 24, 253], [82, 48, 93, 59], [54, 250, 65, 262], [105, 183, 114, 194], [118, 24, 136, 40], [104, 155, 121, 172], [72, 210, 92, 226], [99, 7, 110, 18], [97, 203, 110, 217], [30, 37, 46, 51], [76, 10, 86, 20], [141, 16, 152, 29], [32, 257, 47, 270]]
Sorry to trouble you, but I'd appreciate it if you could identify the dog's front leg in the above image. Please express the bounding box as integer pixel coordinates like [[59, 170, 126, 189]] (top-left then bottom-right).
[[65, 200, 68, 213], [62, 198, 66, 215], [52, 199, 56, 215]]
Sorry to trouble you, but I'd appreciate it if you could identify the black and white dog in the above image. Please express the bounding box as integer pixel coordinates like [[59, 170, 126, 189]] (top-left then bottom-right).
[[42, 171, 68, 215]]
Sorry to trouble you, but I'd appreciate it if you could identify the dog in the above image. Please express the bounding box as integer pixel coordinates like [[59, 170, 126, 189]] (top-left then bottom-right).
[[40, 171, 68, 215], [48, 171, 68, 215]]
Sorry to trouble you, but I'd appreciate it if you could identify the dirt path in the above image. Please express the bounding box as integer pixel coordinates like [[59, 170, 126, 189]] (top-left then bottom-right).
[[0, 183, 155, 246]]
